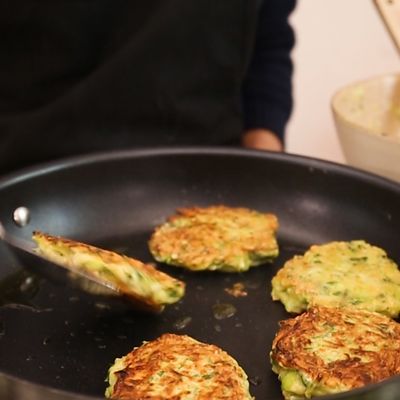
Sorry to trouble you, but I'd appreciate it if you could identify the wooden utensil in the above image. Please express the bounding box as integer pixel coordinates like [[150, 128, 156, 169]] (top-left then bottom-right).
[[374, 0, 400, 54]]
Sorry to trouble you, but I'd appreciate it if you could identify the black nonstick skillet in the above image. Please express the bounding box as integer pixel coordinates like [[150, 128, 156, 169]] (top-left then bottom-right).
[[0, 147, 399, 400]]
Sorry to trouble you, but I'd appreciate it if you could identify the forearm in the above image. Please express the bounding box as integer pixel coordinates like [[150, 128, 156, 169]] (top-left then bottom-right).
[[241, 0, 296, 145]]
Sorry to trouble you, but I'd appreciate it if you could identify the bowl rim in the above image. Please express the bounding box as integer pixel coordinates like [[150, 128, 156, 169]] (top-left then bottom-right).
[[331, 71, 400, 146]]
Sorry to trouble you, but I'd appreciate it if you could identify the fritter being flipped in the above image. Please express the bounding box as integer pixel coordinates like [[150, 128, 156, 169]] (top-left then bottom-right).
[[271, 240, 400, 317], [148, 205, 279, 272], [105, 333, 253, 400], [33, 231, 185, 312], [270, 306, 400, 399]]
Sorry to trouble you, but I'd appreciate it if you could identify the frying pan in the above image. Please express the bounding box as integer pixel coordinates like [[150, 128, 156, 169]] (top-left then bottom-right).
[[0, 147, 399, 400]]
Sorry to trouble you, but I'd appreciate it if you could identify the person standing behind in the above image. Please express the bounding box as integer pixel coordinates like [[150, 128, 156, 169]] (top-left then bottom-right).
[[0, 0, 296, 175]]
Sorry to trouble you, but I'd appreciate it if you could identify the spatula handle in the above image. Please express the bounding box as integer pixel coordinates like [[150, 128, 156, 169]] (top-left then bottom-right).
[[374, 0, 400, 54]]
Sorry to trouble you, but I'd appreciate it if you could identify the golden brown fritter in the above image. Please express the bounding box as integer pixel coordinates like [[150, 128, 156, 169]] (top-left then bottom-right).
[[33, 231, 185, 312], [270, 306, 400, 399], [148, 205, 279, 272], [105, 334, 253, 400], [271, 240, 400, 317]]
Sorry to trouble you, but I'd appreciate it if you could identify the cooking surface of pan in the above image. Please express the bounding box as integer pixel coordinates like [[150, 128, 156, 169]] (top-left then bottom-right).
[[0, 147, 399, 400]]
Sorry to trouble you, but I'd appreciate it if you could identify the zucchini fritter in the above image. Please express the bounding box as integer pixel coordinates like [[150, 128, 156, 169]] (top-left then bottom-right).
[[149, 205, 279, 272], [270, 306, 400, 399], [105, 333, 253, 400], [271, 240, 400, 317], [32, 231, 185, 312]]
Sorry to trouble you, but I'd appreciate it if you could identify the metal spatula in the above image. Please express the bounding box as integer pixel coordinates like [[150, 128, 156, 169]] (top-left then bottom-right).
[[0, 221, 119, 297]]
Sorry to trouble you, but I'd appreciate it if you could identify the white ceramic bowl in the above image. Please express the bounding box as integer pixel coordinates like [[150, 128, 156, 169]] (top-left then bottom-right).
[[332, 73, 400, 182]]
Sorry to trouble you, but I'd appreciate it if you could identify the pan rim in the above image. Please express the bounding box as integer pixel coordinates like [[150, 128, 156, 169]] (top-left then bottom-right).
[[0, 145, 399, 193]]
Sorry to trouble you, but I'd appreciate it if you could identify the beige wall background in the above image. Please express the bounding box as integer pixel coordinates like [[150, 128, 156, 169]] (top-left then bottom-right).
[[285, 0, 399, 164]]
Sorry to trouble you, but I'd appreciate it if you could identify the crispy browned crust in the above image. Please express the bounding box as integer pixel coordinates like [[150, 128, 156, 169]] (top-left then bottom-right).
[[271, 240, 400, 317], [271, 306, 400, 390], [33, 231, 173, 279], [148, 205, 279, 271], [33, 231, 185, 312], [110, 334, 252, 400]]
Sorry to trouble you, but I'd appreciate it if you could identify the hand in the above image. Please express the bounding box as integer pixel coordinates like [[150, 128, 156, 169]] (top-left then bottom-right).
[[241, 129, 283, 152]]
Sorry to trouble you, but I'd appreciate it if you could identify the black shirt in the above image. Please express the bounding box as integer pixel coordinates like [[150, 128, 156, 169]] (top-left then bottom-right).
[[0, 0, 295, 175]]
